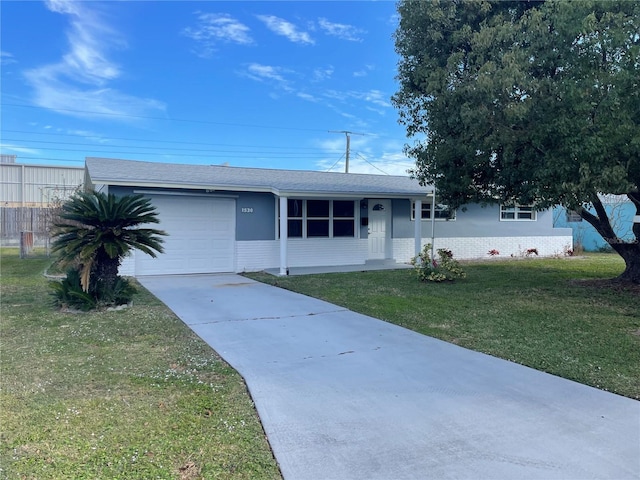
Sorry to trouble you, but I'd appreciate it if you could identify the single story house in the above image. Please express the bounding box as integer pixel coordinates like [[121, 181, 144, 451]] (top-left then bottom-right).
[[85, 157, 573, 276]]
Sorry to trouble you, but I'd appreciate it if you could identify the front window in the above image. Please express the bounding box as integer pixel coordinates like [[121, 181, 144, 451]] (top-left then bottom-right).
[[412, 202, 455, 221], [279, 199, 356, 238], [333, 200, 355, 237], [307, 200, 330, 237], [288, 199, 303, 237], [500, 204, 536, 221]]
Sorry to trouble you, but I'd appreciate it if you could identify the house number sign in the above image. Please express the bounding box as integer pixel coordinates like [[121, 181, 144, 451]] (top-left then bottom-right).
[[241, 207, 254, 213]]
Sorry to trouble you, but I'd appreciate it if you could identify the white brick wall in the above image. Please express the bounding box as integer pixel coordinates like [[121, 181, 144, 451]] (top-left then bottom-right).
[[236, 238, 369, 272], [122, 234, 574, 276], [393, 235, 574, 262]]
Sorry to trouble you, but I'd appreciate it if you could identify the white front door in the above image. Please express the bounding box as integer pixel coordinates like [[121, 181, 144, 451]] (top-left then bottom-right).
[[368, 199, 391, 260]]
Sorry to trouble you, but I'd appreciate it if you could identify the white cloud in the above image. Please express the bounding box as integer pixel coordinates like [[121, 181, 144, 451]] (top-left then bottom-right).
[[318, 18, 364, 42], [353, 89, 390, 108], [183, 12, 253, 58], [297, 92, 319, 102], [322, 88, 391, 112], [246, 63, 286, 83], [66, 129, 111, 143], [1, 51, 16, 65], [317, 152, 413, 176], [314, 134, 412, 175], [23, 0, 165, 121], [312, 66, 334, 82], [353, 64, 374, 78], [257, 15, 314, 44], [242, 63, 295, 93], [26, 67, 165, 119], [0, 143, 41, 155]]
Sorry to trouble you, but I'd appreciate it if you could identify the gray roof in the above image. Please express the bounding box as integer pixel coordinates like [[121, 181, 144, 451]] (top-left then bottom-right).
[[85, 157, 433, 198]]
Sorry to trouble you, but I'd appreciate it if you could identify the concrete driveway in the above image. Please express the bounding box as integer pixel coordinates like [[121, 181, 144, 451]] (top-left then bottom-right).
[[139, 274, 640, 480]]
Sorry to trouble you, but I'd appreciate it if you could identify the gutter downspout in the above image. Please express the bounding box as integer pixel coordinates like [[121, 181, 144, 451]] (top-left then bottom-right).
[[279, 196, 288, 276]]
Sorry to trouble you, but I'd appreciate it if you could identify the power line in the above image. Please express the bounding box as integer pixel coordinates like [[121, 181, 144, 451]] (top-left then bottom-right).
[[328, 130, 367, 173], [2, 102, 330, 133], [1, 129, 328, 151], [1, 139, 336, 158], [355, 152, 390, 175], [324, 153, 346, 173]]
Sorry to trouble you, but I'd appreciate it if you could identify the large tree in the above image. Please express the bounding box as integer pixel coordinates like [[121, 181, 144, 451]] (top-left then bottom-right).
[[393, 0, 640, 283]]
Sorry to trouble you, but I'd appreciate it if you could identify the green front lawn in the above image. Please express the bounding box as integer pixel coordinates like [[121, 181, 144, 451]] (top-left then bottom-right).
[[0, 249, 281, 479], [247, 254, 640, 399]]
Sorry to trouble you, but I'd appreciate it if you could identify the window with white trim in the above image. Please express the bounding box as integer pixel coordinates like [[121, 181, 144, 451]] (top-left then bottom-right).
[[279, 200, 355, 238], [500, 204, 536, 221], [411, 202, 455, 220]]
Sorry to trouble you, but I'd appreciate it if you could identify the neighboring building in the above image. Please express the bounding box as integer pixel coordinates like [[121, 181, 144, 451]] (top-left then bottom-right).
[[0, 160, 85, 246], [1, 161, 84, 207], [85, 157, 573, 276], [554, 196, 636, 252]]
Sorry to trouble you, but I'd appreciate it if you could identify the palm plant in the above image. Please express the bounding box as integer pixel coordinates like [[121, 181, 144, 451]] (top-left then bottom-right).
[[51, 191, 166, 302]]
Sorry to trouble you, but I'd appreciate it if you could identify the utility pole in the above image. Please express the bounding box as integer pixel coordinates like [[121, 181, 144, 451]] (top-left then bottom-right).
[[329, 130, 365, 173]]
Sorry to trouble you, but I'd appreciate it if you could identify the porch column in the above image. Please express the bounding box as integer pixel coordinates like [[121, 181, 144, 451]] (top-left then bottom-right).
[[279, 196, 288, 276], [414, 198, 422, 261], [430, 189, 436, 266]]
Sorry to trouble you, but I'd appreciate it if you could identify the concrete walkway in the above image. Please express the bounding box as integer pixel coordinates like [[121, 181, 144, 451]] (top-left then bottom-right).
[[139, 274, 640, 480]]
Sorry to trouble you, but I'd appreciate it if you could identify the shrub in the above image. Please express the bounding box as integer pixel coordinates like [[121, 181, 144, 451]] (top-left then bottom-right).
[[50, 268, 136, 311], [49, 268, 97, 311], [412, 244, 466, 282]]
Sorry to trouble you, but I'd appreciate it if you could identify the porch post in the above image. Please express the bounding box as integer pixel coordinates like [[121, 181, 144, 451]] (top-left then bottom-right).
[[279, 196, 288, 276], [430, 188, 436, 266], [414, 198, 422, 261]]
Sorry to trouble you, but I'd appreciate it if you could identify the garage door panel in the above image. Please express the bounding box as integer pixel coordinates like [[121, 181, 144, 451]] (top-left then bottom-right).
[[136, 196, 235, 275]]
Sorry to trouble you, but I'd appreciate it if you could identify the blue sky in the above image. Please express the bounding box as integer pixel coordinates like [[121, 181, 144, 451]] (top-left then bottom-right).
[[1, 0, 416, 175]]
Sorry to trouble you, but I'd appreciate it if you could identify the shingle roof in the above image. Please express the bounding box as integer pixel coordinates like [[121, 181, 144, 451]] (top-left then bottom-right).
[[85, 157, 433, 197]]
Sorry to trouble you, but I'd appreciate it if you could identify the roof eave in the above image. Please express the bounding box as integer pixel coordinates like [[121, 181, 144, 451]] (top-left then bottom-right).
[[91, 179, 278, 194]]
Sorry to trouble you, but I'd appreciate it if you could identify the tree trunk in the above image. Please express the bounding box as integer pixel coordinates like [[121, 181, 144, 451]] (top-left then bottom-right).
[[615, 243, 640, 284], [580, 193, 640, 284], [93, 249, 121, 301]]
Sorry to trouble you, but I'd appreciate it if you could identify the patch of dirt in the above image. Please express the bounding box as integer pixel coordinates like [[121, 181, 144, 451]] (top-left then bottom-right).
[[179, 461, 201, 480], [570, 278, 640, 294]]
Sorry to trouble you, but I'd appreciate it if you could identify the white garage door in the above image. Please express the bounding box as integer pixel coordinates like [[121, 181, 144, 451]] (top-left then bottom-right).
[[136, 195, 235, 275]]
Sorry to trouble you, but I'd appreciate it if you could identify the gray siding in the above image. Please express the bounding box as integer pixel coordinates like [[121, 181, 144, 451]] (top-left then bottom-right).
[[236, 192, 276, 241], [109, 187, 276, 241], [392, 201, 568, 238]]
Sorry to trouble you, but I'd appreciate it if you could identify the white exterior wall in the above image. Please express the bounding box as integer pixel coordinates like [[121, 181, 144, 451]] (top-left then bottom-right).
[[236, 238, 368, 272], [122, 235, 573, 277], [236, 240, 280, 272], [393, 235, 574, 263]]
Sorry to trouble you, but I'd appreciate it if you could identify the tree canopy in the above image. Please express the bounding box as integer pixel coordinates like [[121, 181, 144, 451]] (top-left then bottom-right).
[[393, 0, 640, 283]]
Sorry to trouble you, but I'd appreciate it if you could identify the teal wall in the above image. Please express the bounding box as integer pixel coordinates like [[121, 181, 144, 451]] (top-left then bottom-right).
[[553, 202, 636, 251]]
